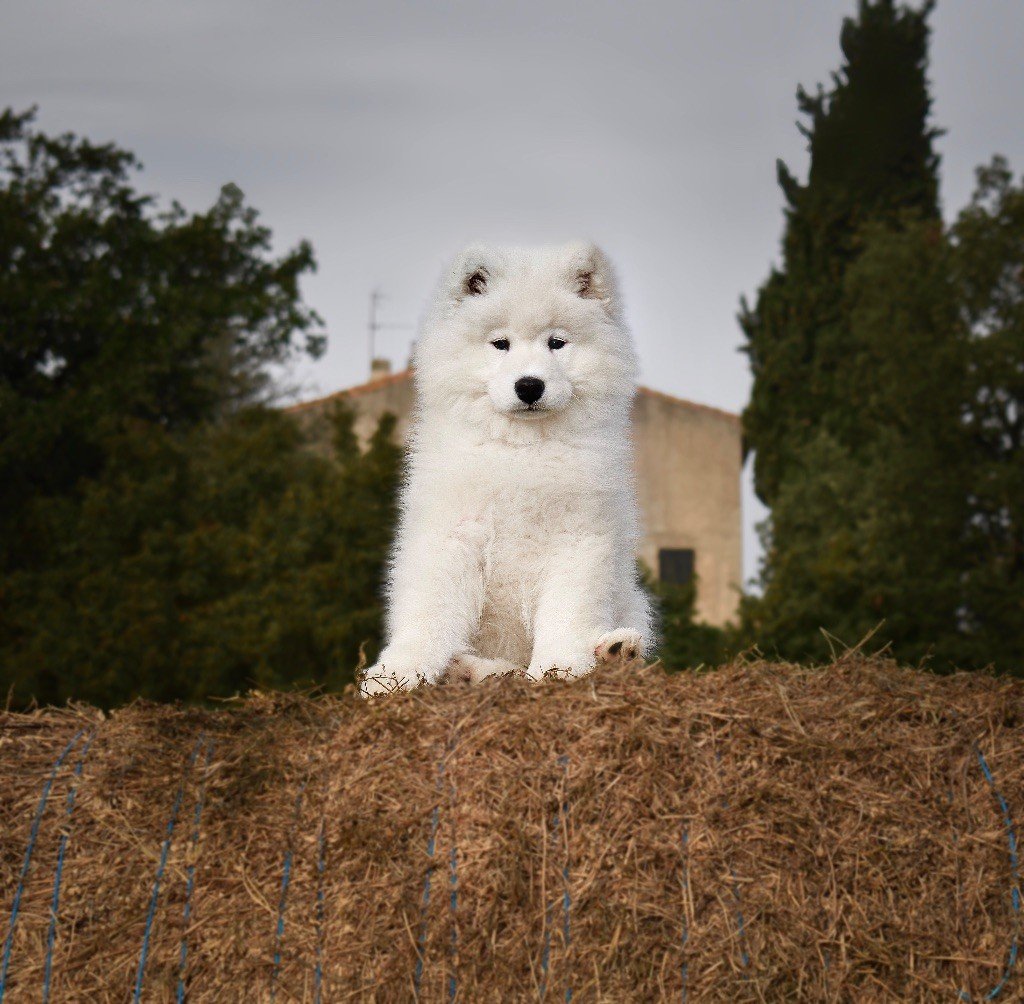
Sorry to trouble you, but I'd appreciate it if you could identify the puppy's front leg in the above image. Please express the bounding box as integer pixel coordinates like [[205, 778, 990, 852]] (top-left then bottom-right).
[[527, 542, 618, 681], [361, 513, 486, 697]]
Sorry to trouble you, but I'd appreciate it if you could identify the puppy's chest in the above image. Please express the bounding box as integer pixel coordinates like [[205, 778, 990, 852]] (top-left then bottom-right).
[[467, 470, 609, 581], [473, 498, 560, 613], [465, 452, 605, 539], [424, 440, 621, 567]]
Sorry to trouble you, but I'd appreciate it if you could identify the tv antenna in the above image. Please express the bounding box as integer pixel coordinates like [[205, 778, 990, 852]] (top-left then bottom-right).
[[367, 289, 413, 375]]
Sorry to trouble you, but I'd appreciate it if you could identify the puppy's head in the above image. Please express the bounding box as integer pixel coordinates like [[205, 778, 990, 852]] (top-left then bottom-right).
[[414, 242, 638, 435]]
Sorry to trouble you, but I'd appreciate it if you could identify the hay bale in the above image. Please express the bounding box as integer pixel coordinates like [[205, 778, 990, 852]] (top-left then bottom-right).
[[1, 657, 1021, 1002]]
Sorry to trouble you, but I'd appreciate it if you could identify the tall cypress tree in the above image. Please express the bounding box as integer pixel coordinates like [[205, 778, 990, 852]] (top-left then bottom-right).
[[738, 1, 975, 665], [741, 0, 941, 505]]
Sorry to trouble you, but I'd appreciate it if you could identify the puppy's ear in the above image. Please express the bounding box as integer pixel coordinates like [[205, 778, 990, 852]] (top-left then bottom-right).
[[561, 242, 619, 314], [447, 244, 497, 303]]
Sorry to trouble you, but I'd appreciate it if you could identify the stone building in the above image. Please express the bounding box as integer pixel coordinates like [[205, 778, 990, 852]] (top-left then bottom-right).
[[288, 361, 742, 626]]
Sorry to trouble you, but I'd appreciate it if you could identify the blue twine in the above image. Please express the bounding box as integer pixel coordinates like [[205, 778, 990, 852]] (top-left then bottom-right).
[[414, 752, 446, 1001], [270, 783, 306, 1002], [540, 755, 572, 1003], [714, 747, 750, 969], [0, 728, 85, 1002], [561, 755, 572, 1004], [133, 736, 204, 1004], [176, 737, 214, 1004], [42, 730, 96, 1002], [448, 842, 458, 1002], [448, 730, 460, 1003], [446, 729, 458, 1003], [680, 827, 690, 1003], [957, 743, 1021, 1002], [270, 851, 293, 1000], [313, 817, 326, 1004]]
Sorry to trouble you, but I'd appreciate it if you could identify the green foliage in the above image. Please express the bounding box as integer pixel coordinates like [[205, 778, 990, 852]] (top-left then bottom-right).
[[0, 107, 325, 553], [746, 217, 972, 667], [741, 0, 940, 506], [651, 582, 730, 671], [640, 565, 730, 670], [2, 404, 399, 706], [0, 109, 401, 706], [740, 4, 1024, 672], [952, 159, 1024, 669]]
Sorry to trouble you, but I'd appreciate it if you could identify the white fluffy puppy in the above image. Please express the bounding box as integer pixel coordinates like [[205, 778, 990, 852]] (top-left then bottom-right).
[[360, 242, 652, 696]]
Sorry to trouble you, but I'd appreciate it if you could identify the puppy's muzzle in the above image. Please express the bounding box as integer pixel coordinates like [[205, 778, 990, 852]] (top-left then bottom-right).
[[514, 377, 545, 405]]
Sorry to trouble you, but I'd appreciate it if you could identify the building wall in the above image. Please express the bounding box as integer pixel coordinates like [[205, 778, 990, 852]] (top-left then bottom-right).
[[631, 389, 742, 627], [287, 372, 742, 626]]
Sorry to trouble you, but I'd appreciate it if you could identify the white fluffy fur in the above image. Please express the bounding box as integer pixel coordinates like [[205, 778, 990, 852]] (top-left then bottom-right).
[[360, 241, 653, 696]]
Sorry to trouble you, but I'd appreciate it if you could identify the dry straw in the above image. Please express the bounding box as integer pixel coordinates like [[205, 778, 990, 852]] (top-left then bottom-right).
[[1, 655, 1022, 1002]]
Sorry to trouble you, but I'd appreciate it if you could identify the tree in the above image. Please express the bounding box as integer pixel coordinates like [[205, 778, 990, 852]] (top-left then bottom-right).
[[737, 2, 982, 665], [1, 402, 401, 706], [741, 0, 941, 505], [743, 153, 1024, 672], [0, 106, 324, 567], [953, 159, 1024, 669], [0, 109, 406, 706], [743, 215, 970, 665]]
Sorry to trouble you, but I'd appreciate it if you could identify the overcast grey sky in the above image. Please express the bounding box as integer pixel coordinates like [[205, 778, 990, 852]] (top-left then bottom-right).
[[4, 1, 1023, 584]]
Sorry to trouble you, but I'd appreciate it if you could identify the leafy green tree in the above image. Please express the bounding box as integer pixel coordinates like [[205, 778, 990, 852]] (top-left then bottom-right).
[[743, 156, 1024, 673], [952, 159, 1024, 669], [0, 109, 405, 706], [736, 2, 990, 666], [743, 214, 970, 665], [2, 400, 400, 706], [0, 107, 324, 563], [741, 0, 941, 506]]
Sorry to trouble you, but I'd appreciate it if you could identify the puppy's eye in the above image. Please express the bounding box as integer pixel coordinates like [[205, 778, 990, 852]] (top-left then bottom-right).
[[547, 336, 567, 350], [490, 338, 510, 351]]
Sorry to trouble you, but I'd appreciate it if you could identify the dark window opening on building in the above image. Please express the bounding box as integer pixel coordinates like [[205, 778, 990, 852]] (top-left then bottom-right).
[[659, 548, 695, 585]]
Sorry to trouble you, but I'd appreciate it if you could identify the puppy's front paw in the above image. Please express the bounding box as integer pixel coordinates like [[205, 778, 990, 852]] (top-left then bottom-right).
[[446, 653, 521, 686], [526, 650, 595, 682], [358, 658, 422, 699], [594, 629, 643, 667]]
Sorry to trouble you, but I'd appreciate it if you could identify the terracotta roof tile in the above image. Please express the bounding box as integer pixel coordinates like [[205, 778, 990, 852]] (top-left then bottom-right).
[[283, 369, 414, 413]]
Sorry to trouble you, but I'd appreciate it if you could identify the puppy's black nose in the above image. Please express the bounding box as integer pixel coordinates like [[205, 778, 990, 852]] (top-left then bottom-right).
[[514, 376, 545, 404]]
